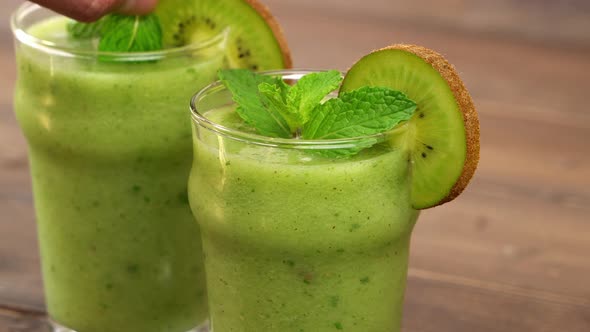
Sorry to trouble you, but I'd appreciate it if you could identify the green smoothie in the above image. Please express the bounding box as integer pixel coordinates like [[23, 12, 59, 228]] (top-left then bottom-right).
[[189, 105, 419, 332], [13, 15, 224, 332]]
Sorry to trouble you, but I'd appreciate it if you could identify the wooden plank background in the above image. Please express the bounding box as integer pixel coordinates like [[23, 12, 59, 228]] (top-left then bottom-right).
[[1, 0, 589, 331]]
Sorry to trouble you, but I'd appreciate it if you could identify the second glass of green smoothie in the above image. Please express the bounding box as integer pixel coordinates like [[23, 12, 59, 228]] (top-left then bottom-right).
[[12, 4, 228, 331], [188, 70, 420, 332]]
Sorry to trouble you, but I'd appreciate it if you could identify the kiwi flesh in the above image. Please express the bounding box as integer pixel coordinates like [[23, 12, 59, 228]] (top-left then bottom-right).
[[154, 0, 292, 70], [341, 44, 480, 209]]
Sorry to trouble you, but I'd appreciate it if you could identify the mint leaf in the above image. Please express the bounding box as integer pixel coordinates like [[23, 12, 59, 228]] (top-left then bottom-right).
[[66, 14, 163, 54], [287, 70, 342, 123], [257, 70, 342, 133], [258, 81, 302, 132], [98, 14, 162, 52], [303, 86, 416, 139], [218, 69, 292, 138], [302, 86, 416, 156], [67, 19, 105, 39]]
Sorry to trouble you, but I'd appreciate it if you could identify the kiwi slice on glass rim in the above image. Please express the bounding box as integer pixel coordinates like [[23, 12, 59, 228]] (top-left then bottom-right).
[[341, 44, 480, 209], [154, 0, 292, 70]]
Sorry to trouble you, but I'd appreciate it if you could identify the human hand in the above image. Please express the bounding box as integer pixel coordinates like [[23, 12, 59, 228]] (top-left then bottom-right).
[[31, 0, 158, 22]]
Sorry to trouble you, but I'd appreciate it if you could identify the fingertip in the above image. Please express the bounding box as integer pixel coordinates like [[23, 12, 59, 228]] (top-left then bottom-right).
[[117, 0, 159, 15], [32, 0, 120, 22]]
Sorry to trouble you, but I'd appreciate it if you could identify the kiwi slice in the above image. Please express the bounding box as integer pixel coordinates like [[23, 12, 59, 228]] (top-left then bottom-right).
[[154, 0, 292, 70], [341, 44, 480, 209]]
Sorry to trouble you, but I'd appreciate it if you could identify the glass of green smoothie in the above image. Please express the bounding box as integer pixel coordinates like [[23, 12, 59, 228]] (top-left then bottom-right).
[[188, 70, 417, 332], [11, 1, 290, 331], [189, 45, 479, 331]]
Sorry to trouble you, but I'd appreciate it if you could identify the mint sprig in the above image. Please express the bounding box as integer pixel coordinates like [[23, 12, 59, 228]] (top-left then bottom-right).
[[218, 69, 417, 157], [67, 14, 163, 53]]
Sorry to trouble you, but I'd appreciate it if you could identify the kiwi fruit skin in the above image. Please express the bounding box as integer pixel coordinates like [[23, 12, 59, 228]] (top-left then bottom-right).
[[243, 0, 292, 68], [341, 44, 480, 209], [154, 0, 292, 70], [394, 45, 479, 206]]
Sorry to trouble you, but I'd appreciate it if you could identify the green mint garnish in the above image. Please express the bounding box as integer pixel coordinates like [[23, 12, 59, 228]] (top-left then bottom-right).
[[219, 69, 343, 137], [218, 69, 417, 157], [66, 14, 163, 53], [301, 86, 415, 157], [287, 70, 342, 124], [67, 19, 105, 39], [219, 69, 292, 138], [258, 80, 298, 132], [98, 14, 162, 52], [302, 86, 416, 139], [257, 70, 342, 133]]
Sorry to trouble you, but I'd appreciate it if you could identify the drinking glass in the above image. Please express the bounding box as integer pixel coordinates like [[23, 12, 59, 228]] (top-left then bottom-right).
[[189, 70, 419, 332], [11, 3, 226, 331]]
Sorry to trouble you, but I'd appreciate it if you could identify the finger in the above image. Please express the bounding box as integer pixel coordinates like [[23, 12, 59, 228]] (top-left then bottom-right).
[[117, 0, 159, 15], [31, 0, 158, 22]]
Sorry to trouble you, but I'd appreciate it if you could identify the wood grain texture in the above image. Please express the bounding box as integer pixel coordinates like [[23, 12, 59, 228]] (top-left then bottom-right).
[[1, 0, 589, 331], [268, 0, 590, 48], [0, 306, 48, 332]]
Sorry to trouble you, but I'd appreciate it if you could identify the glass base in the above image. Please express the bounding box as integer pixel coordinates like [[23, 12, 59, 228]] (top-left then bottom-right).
[[49, 318, 210, 332]]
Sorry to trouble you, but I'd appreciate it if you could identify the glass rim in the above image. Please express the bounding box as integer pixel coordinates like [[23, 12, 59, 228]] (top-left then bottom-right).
[[10, 2, 228, 61], [190, 69, 407, 149]]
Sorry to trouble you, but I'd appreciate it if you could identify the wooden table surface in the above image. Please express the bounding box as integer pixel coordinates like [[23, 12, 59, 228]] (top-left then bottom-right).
[[1, 0, 589, 331]]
